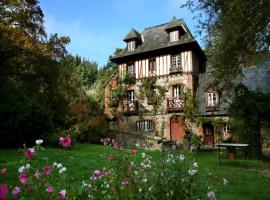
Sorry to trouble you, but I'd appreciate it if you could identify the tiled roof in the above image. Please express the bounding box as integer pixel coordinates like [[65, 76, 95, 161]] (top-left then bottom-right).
[[111, 17, 198, 61], [241, 61, 270, 93]]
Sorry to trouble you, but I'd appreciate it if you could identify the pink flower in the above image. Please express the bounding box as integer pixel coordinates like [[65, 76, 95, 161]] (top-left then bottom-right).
[[0, 184, 8, 200], [23, 143, 26, 148], [0, 168, 7, 175], [59, 135, 71, 148], [59, 189, 67, 199], [131, 149, 136, 156], [44, 166, 52, 175], [122, 179, 129, 187], [25, 147, 35, 159], [46, 186, 54, 193], [108, 155, 114, 161], [12, 186, 20, 197], [34, 170, 40, 179], [19, 172, 28, 186], [113, 143, 119, 149]]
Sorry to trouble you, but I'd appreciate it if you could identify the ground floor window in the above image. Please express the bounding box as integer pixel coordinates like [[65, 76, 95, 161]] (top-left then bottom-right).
[[136, 120, 154, 132]]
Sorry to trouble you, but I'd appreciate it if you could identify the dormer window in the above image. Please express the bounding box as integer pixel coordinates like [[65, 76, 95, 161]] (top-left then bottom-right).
[[170, 30, 179, 42], [205, 87, 219, 111], [207, 92, 218, 106], [127, 40, 136, 51]]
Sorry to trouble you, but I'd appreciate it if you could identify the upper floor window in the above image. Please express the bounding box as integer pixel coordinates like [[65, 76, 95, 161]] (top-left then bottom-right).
[[171, 54, 181, 68], [173, 85, 182, 99], [205, 87, 219, 111], [149, 58, 156, 74], [207, 92, 218, 107], [170, 30, 179, 42], [136, 120, 154, 132], [127, 63, 135, 77], [127, 40, 136, 51]]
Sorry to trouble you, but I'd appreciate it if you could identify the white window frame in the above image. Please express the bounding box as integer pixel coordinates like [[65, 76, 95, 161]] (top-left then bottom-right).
[[136, 120, 154, 132], [207, 92, 218, 106], [127, 41, 135, 51], [127, 90, 134, 102], [172, 54, 181, 68], [173, 85, 181, 99], [170, 30, 179, 42], [127, 63, 134, 76]]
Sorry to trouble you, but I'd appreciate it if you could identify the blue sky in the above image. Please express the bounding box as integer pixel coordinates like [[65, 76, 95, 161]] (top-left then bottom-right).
[[39, 0, 201, 67]]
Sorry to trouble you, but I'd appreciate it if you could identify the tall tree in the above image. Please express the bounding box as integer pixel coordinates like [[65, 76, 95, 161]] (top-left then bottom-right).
[[183, 0, 270, 91], [0, 0, 73, 147]]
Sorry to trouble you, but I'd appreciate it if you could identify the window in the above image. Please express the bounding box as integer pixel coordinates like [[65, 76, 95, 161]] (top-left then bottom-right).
[[148, 58, 156, 73], [171, 54, 181, 68], [223, 124, 231, 138], [170, 30, 179, 42], [205, 87, 219, 111], [207, 92, 218, 107], [173, 85, 182, 99], [136, 120, 154, 132], [127, 90, 134, 102], [127, 41, 135, 51], [127, 63, 135, 77]]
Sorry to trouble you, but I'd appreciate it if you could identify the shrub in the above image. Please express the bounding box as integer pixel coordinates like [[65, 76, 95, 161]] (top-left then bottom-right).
[[77, 116, 112, 144]]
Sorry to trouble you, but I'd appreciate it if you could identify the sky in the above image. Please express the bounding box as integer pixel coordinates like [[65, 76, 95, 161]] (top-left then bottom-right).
[[39, 0, 202, 67]]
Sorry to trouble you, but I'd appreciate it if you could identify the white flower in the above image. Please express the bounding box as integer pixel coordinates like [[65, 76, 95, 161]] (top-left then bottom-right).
[[193, 162, 198, 168], [59, 167, 66, 174], [149, 186, 152, 191], [135, 143, 140, 147], [207, 191, 216, 200], [53, 162, 58, 167], [223, 178, 228, 185], [35, 139, 43, 145], [18, 166, 25, 173], [25, 164, 31, 169], [143, 178, 147, 182], [188, 169, 197, 176], [139, 188, 142, 192], [82, 181, 87, 188], [57, 163, 63, 168], [142, 153, 146, 158], [179, 154, 185, 161], [172, 145, 176, 150]]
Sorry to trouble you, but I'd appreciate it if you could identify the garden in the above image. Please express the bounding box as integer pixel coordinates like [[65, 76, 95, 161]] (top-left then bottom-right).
[[1, 136, 270, 200]]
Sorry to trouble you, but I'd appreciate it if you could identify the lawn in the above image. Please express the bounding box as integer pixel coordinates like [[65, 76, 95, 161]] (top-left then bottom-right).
[[1, 143, 270, 199]]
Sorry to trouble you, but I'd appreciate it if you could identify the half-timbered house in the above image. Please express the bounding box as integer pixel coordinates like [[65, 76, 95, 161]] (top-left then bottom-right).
[[104, 17, 270, 147]]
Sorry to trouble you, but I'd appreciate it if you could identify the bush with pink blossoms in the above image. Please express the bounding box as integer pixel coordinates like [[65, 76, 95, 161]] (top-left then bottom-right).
[[77, 138, 215, 200], [0, 140, 71, 200], [0, 137, 222, 199]]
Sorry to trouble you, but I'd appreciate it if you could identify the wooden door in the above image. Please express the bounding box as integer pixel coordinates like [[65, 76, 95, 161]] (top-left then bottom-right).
[[170, 118, 186, 143], [203, 123, 214, 145]]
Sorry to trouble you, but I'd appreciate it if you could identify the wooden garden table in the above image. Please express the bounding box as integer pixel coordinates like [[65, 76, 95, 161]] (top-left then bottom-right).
[[216, 143, 249, 167]]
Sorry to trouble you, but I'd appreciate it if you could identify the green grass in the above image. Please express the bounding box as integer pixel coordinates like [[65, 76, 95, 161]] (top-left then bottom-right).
[[1, 144, 270, 199]]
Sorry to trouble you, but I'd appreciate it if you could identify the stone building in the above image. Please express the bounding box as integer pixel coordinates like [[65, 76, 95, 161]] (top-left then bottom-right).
[[104, 17, 270, 147]]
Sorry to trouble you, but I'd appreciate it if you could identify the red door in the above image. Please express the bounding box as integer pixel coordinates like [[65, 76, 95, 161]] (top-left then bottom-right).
[[203, 123, 214, 145], [170, 118, 186, 143]]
